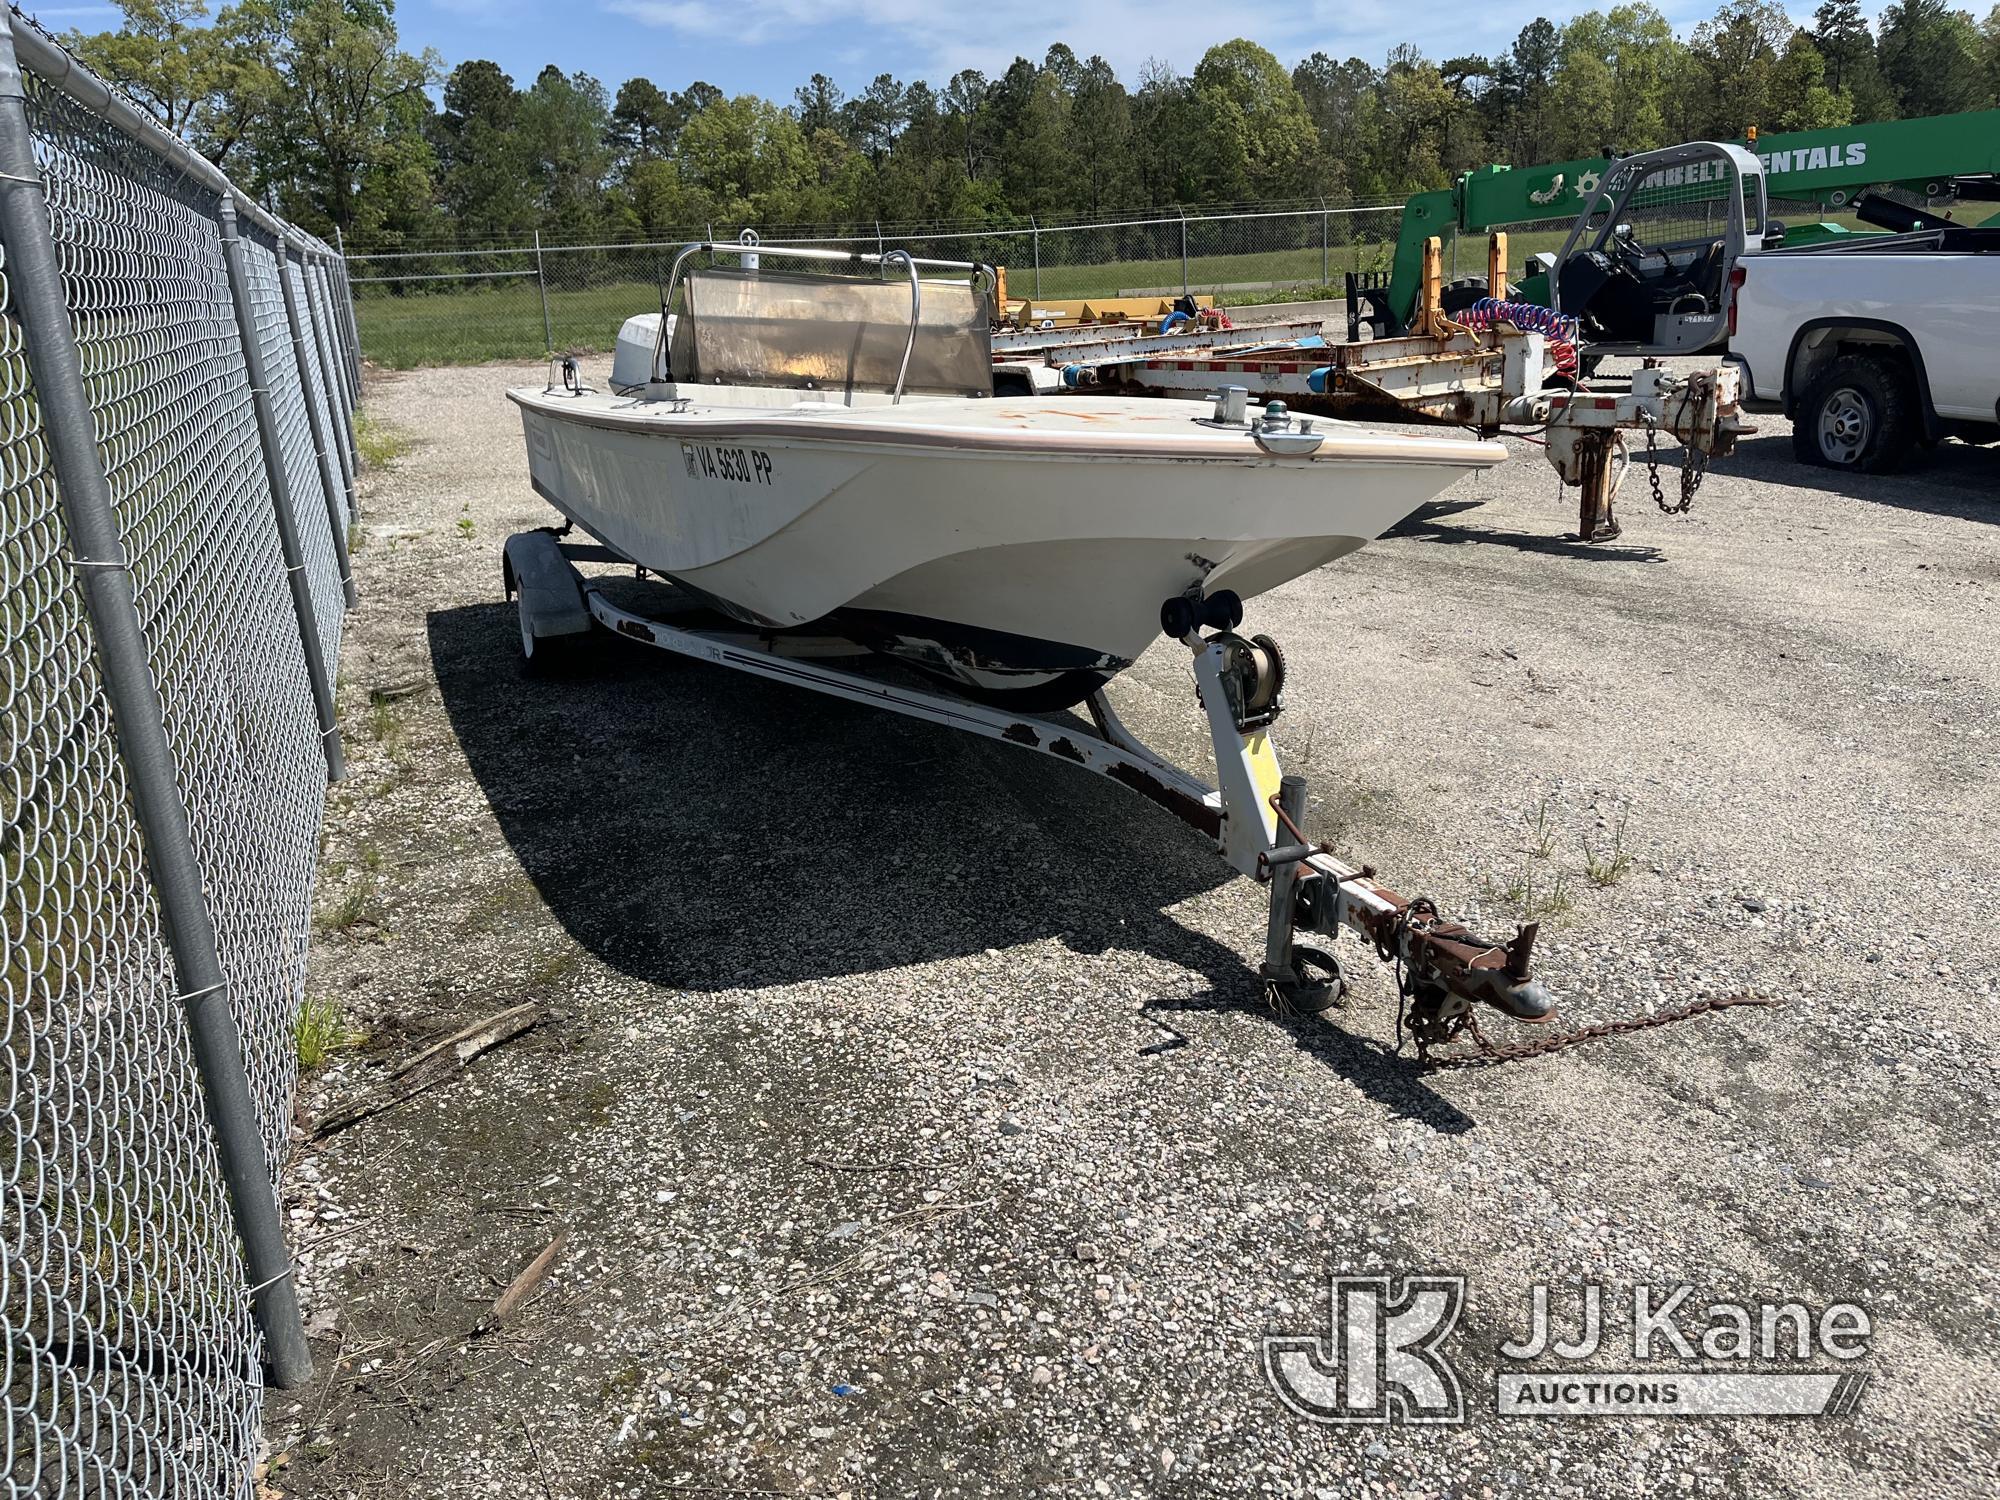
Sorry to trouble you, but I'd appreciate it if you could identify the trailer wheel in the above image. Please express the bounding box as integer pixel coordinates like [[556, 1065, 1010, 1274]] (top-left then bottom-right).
[[1794, 353, 1917, 473]]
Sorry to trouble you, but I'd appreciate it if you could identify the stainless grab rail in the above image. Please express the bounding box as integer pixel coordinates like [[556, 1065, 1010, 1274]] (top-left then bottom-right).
[[649, 240, 995, 398]]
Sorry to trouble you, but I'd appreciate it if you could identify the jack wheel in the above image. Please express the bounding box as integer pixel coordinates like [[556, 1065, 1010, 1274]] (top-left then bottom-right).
[[1269, 943, 1347, 1018]]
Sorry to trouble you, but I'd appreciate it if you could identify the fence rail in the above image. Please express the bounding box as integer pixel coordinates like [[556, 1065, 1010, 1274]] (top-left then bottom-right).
[[0, 5, 360, 1493], [347, 202, 1412, 368]]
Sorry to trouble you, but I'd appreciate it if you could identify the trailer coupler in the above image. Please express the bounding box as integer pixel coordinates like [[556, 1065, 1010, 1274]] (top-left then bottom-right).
[[1256, 773, 1555, 1027]]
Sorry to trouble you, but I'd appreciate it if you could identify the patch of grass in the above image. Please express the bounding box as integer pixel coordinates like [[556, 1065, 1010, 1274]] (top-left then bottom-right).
[[1583, 806, 1635, 888], [456, 506, 475, 541], [355, 409, 413, 468], [296, 994, 359, 1071], [1484, 862, 1577, 924], [315, 883, 384, 938], [358, 840, 386, 875], [1523, 794, 1558, 860], [364, 689, 416, 771], [354, 243, 1401, 367]]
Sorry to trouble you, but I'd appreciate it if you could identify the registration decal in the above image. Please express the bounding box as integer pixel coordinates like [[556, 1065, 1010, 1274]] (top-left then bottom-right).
[[681, 442, 774, 485]]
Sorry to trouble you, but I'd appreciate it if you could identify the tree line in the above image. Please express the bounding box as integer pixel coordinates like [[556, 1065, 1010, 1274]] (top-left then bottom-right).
[[73, 0, 2000, 251]]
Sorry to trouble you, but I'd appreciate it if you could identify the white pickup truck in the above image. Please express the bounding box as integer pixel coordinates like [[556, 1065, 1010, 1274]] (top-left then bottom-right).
[[1724, 225, 2000, 471]]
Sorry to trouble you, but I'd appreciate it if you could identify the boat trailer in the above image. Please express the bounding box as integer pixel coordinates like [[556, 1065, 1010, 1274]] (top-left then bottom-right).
[[504, 530, 1559, 1054]]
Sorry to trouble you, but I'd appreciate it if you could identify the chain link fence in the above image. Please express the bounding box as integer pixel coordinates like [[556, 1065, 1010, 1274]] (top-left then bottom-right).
[[347, 202, 1410, 368], [1, 7, 360, 1493]]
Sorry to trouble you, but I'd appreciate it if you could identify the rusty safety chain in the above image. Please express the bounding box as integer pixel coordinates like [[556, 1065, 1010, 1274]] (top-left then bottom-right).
[[1261, 793, 1777, 1069], [1640, 375, 1711, 515], [1416, 991, 1779, 1069]]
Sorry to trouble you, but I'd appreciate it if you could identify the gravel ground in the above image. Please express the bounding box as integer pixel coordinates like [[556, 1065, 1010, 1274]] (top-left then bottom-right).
[[267, 355, 1999, 1500]]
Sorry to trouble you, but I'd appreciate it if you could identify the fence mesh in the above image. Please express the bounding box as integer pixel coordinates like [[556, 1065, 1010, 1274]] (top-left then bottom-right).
[[3, 19, 360, 1497], [347, 203, 1411, 368]]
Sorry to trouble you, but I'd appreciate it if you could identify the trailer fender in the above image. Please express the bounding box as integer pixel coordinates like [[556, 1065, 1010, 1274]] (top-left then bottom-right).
[[503, 528, 594, 641], [1783, 318, 1942, 441]]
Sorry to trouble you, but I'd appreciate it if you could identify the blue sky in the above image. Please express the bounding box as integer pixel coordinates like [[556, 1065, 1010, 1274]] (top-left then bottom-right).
[[26, 2, 1887, 100]]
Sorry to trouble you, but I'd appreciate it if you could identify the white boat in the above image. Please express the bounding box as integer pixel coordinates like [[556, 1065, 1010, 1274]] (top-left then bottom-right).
[[510, 245, 1505, 708]]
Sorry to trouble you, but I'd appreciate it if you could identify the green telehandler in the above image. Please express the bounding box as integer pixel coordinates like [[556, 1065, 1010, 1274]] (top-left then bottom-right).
[[1355, 108, 2000, 359]]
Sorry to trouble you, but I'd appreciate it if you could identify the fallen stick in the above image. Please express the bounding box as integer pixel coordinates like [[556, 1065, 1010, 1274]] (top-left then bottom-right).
[[480, 1229, 568, 1332], [312, 1002, 542, 1138]]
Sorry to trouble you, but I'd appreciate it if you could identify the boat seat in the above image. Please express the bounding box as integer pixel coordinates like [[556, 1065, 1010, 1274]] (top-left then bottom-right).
[[668, 268, 992, 398]]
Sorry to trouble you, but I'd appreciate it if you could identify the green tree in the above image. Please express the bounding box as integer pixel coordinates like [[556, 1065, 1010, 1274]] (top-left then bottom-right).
[[1771, 32, 1854, 129], [793, 74, 844, 136], [520, 66, 614, 238], [842, 73, 908, 164], [431, 60, 530, 242], [258, 0, 441, 239], [1691, 0, 1794, 134], [611, 78, 679, 163], [672, 94, 814, 226], [68, 0, 280, 168], [1069, 56, 1133, 214], [1878, 0, 1991, 116], [1188, 39, 1318, 201], [1293, 53, 1380, 194]]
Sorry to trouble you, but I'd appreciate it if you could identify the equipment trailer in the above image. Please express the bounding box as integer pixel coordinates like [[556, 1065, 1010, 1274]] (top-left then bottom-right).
[[997, 237, 1754, 540], [505, 527, 1565, 1057]]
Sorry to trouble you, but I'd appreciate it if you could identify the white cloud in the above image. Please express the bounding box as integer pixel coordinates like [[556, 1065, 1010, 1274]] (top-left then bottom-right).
[[602, 0, 1728, 83]]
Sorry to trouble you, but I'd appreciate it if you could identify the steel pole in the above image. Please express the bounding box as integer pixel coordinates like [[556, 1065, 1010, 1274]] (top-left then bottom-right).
[[218, 197, 346, 783], [278, 245, 358, 607], [1321, 200, 1329, 286], [313, 259, 361, 481], [337, 257, 362, 399], [533, 228, 554, 356], [333, 226, 359, 394], [1031, 214, 1040, 300], [302, 260, 359, 517], [0, 16, 312, 1389], [1179, 209, 1189, 295]]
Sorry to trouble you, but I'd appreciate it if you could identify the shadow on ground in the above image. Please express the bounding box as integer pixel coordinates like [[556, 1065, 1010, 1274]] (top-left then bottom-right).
[[1386, 497, 1668, 562], [1725, 431, 2000, 518], [427, 591, 1472, 1129]]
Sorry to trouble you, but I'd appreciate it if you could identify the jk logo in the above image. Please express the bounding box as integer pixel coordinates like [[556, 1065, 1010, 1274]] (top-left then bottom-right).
[[1263, 1274, 1466, 1425]]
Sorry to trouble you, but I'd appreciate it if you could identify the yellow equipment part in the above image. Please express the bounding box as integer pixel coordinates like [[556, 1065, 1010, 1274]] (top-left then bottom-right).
[[991, 280, 1215, 328]]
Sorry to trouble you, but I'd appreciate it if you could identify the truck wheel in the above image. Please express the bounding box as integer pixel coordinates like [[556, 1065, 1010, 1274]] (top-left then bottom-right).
[[1794, 353, 1917, 473]]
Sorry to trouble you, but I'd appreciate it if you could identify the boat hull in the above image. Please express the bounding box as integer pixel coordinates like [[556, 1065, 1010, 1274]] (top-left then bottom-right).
[[512, 389, 1501, 691]]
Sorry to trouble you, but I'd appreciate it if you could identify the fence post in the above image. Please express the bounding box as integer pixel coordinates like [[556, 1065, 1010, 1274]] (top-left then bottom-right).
[[1030, 214, 1040, 300], [311, 258, 361, 483], [0, 16, 313, 1390], [305, 259, 359, 519], [1179, 208, 1189, 295], [533, 228, 554, 357], [279, 243, 358, 608], [218, 197, 346, 783], [1321, 198, 1329, 287], [338, 258, 362, 399], [333, 226, 360, 395]]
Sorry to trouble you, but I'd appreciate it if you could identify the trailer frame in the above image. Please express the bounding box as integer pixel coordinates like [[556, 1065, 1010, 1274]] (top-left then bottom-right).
[[502, 528, 1558, 1038]]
